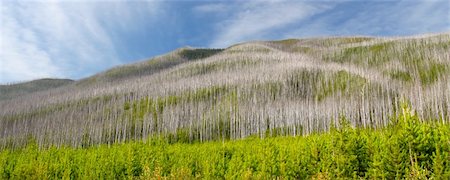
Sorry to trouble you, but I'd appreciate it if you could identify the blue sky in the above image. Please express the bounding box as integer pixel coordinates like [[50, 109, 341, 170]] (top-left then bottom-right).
[[1, 0, 449, 84]]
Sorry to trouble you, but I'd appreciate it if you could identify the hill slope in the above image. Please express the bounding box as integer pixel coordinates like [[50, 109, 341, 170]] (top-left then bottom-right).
[[0, 33, 449, 148], [0, 78, 74, 101]]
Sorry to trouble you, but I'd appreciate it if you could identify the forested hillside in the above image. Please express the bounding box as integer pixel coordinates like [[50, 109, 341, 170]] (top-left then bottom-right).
[[1, 32, 449, 179], [0, 33, 449, 150]]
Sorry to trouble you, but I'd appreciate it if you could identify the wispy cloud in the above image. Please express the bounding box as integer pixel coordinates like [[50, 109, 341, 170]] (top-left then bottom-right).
[[207, 1, 335, 47], [193, 3, 230, 14], [204, 0, 449, 47], [0, 1, 160, 83], [283, 0, 450, 38], [1, 2, 61, 83]]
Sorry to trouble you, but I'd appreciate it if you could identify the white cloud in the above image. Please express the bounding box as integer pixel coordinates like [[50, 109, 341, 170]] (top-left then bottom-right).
[[283, 0, 450, 38], [0, 2, 61, 83], [206, 0, 449, 47], [0, 1, 160, 84], [193, 3, 229, 14], [208, 1, 334, 47]]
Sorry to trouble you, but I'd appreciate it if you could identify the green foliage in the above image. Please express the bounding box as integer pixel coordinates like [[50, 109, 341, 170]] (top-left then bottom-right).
[[175, 58, 261, 77], [328, 42, 394, 66], [315, 70, 367, 101], [271, 39, 300, 46], [292, 46, 311, 53], [179, 48, 223, 60], [418, 63, 447, 85], [1, 105, 449, 179], [287, 69, 367, 101], [320, 37, 373, 47], [388, 70, 413, 82], [187, 85, 228, 102]]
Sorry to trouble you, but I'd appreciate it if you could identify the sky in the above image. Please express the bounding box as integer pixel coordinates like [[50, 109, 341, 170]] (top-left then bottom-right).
[[1, 0, 449, 84]]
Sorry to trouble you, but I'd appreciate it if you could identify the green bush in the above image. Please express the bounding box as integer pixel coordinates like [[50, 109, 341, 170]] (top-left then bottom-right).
[[1, 105, 449, 179]]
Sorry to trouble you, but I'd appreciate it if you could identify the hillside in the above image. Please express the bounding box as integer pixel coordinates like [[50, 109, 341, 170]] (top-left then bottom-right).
[[0, 33, 449, 149], [0, 78, 74, 101]]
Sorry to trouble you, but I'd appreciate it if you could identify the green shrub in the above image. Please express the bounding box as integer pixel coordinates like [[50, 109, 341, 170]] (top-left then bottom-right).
[[1, 105, 449, 179]]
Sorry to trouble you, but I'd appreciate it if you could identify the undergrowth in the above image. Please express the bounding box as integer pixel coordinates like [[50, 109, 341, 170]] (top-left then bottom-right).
[[0, 104, 449, 179]]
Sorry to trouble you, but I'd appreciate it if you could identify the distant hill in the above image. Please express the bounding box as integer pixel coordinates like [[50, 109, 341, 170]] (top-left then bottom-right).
[[0, 78, 74, 101], [0, 32, 449, 149], [75, 47, 223, 86]]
